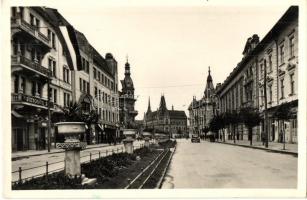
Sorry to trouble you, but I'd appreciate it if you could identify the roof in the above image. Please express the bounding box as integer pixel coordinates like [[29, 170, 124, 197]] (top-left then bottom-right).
[[216, 6, 298, 95], [169, 110, 187, 119]]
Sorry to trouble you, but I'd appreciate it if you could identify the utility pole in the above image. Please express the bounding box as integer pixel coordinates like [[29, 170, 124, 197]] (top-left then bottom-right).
[[47, 69, 51, 152], [264, 60, 269, 148]]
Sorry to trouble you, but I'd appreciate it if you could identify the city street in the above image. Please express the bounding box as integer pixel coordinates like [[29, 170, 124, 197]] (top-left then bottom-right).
[[162, 139, 297, 188], [12, 141, 144, 182]]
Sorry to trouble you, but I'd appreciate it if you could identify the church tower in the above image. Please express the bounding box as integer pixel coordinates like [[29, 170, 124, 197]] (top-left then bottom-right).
[[204, 66, 215, 101]]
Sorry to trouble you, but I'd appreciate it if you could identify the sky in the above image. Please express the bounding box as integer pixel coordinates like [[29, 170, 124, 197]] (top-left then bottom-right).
[[57, 3, 291, 120]]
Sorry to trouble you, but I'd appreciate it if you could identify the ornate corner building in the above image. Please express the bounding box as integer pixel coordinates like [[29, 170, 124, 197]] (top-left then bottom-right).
[[188, 67, 218, 136], [11, 7, 120, 152]]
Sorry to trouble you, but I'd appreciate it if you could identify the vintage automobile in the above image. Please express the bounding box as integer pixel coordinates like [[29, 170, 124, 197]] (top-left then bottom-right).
[[191, 134, 200, 143]]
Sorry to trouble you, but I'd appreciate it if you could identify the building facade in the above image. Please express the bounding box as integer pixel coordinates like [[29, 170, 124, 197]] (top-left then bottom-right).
[[144, 95, 188, 137], [11, 7, 120, 151], [119, 60, 138, 129], [11, 7, 76, 151], [215, 6, 298, 143], [188, 67, 218, 137]]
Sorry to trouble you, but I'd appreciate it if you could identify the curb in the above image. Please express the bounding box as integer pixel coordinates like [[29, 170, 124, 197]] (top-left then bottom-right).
[[12, 143, 123, 161], [157, 145, 177, 188], [216, 141, 298, 157]]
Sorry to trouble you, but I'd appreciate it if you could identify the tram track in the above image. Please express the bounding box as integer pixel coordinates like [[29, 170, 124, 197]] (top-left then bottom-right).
[[125, 147, 173, 189]]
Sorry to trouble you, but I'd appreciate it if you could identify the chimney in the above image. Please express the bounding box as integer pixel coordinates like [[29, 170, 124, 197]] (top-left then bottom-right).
[[172, 105, 174, 110]]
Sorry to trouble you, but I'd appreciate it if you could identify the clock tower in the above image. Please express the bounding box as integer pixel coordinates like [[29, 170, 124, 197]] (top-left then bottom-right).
[[119, 58, 138, 128]]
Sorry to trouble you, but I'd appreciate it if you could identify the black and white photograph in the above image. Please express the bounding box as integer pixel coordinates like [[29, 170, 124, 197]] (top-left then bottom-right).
[[1, 0, 306, 199]]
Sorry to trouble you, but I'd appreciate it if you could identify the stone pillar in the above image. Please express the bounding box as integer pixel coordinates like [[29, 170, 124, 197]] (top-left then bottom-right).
[[123, 138, 134, 154], [65, 150, 81, 176], [144, 137, 150, 147]]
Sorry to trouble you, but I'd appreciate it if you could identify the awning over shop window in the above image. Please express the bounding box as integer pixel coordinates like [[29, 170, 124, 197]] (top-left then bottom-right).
[[11, 110, 24, 118], [97, 124, 104, 131]]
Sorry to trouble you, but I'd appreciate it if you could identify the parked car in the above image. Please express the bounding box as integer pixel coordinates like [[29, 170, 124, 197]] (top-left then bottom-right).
[[191, 134, 200, 143]]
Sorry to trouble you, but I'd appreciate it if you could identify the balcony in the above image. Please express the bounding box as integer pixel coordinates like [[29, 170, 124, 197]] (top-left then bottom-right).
[[11, 93, 53, 109], [11, 17, 51, 49], [11, 55, 51, 77]]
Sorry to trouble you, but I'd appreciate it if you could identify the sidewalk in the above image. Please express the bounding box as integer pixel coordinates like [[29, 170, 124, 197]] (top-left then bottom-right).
[[216, 139, 298, 156], [12, 143, 120, 161]]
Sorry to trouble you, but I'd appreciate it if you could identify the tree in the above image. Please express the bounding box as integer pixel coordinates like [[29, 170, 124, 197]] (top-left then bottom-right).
[[62, 101, 99, 144], [223, 111, 240, 143], [209, 114, 222, 140], [239, 106, 261, 146], [273, 102, 296, 149]]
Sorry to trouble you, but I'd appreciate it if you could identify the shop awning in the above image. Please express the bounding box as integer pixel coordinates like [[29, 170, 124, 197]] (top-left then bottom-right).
[[11, 110, 24, 118], [97, 124, 104, 131]]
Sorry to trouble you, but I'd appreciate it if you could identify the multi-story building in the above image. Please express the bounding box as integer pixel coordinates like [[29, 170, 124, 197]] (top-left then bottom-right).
[[11, 7, 120, 151], [188, 67, 218, 137], [215, 6, 298, 143], [119, 60, 138, 129], [144, 95, 188, 137], [11, 7, 75, 151]]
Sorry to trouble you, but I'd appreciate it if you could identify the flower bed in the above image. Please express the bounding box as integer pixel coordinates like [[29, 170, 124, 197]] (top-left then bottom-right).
[[12, 147, 153, 190]]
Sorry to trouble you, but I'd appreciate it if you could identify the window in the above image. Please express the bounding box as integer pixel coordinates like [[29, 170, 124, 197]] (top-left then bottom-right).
[[48, 58, 52, 70], [31, 81, 36, 96], [264, 59, 267, 75], [52, 61, 56, 77], [102, 74, 104, 84], [268, 55, 272, 72], [85, 61, 89, 73], [289, 36, 295, 57], [11, 7, 17, 18], [94, 87, 98, 98], [280, 79, 284, 99], [93, 68, 97, 79], [64, 92, 70, 107], [47, 29, 51, 41], [280, 45, 285, 64], [35, 18, 40, 30], [21, 77, 25, 94], [98, 71, 100, 81], [79, 78, 82, 91], [53, 89, 57, 103], [30, 14, 34, 26], [112, 97, 115, 107], [83, 80, 86, 92], [87, 82, 90, 94], [99, 90, 101, 101], [260, 64, 264, 78], [63, 67, 70, 83], [290, 74, 295, 95], [14, 75, 19, 93], [52, 33, 56, 49], [269, 85, 272, 103]]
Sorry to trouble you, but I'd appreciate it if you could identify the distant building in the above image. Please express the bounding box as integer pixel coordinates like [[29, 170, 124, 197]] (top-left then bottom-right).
[[188, 67, 218, 137], [215, 6, 298, 143], [144, 95, 188, 138], [119, 60, 138, 129]]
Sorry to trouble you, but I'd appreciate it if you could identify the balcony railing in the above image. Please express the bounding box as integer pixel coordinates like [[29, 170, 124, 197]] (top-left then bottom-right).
[[11, 55, 51, 77], [11, 93, 51, 108], [11, 17, 50, 48]]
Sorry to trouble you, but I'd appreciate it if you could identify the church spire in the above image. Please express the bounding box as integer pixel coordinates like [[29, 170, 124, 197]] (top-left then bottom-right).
[[125, 55, 130, 76], [147, 97, 152, 113], [204, 66, 214, 98]]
